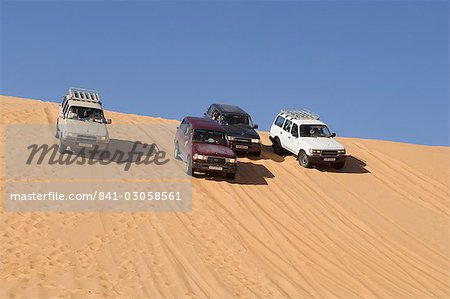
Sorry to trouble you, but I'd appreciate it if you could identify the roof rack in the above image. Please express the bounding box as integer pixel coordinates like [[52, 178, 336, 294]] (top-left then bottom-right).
[[66, 87, 101, 103], [281, 109, 320, 120]]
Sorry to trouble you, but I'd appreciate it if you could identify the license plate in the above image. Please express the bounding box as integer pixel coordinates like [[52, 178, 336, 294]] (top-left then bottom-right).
[[209, 166, 223, 171], [324, 157, 336, 162], [235, 145, 248, 149], [79, 143, 93, 148]]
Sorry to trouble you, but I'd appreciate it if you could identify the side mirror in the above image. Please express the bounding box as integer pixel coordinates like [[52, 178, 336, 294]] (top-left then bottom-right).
[[253, 124, 259, 129], [331, 132, 336, 138], [59, 112, 64, 119], [106, 119, 112, 124]]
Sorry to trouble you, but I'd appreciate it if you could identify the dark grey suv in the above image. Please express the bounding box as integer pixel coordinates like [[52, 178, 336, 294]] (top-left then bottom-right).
[[205, 104, 261, 156]]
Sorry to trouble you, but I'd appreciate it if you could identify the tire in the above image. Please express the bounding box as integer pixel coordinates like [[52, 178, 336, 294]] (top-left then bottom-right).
[[272, 137, 284, 155], [186, 156, 193, 176], [298, 150, 312, 168], [332, 161, 345, 169], [55, 121, 60, 139], [226, 173, 236, 180], [174, 143, 180, 160], [59, 140, 68, 154], [250, 150, 261, 157]]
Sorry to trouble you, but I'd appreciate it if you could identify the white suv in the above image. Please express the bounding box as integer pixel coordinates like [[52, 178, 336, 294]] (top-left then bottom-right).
[[56, 88, 111, 153], [269, 109, 346, 169]]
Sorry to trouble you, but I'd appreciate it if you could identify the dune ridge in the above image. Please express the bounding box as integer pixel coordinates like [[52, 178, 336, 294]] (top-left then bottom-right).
[[0, 95, 449, 298]]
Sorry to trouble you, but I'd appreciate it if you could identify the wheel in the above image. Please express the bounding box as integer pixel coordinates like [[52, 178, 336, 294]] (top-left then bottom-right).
[[250, 150, 261, 157], [186, 156, 193, 176], [332, 161, 345, 169], [226, 173, 236, 180], [174, 143, 181, 160], [298, 150, 312, 168], [59, 140, 68, 154], [55, 121, 60, 139], [272, 137, 284, 155]]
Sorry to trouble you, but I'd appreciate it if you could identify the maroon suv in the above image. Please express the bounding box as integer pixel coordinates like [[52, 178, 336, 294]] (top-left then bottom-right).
[[174, 117, 238, 179]]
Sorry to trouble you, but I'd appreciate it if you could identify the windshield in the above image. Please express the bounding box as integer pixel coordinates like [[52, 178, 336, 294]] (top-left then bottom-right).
[[67, 106, 106, 123], [220, 114, 253, 126], [192, 129, 228, 146], [300, 125, 332, 138]]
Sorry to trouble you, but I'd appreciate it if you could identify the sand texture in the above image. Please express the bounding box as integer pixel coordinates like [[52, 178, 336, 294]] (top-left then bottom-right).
[[0, 95, 449, 298]]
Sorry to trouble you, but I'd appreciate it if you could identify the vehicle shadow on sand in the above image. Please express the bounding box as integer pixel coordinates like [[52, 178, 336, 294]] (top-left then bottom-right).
[[244, 145, 369, 174], [315, 156, 370, 174], [239, 144, 285, 163], [195, 161, 275, 185]]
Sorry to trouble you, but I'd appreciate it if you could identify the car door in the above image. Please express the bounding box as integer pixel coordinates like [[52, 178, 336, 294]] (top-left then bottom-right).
[[175, 119, 187, 159], [270, 114, 285, 139], [58, 101, 71, 136], [178, 121, 192, 161], [281, 119, 294, 153], [287, 123, 301, 154]]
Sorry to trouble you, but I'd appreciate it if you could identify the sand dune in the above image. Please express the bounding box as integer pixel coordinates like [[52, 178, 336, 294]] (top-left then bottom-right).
[[0, 95, 449, 298]]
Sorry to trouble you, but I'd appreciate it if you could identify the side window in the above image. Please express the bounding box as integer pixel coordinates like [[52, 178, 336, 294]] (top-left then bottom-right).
[[63, 104, 71, 116], [179, 118, 187, 131], [211, 109, 220, 121], [283, 119, 292, 132], [300, 125, 308, 137], [274, 115, 285, 127], [291, 124, 299, 138], [184, 123, 192, 136], [62, 98, 69, 115]]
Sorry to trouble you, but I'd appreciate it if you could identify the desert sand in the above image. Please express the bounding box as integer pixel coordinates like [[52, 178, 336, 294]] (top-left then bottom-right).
[[0, 95, 449, 298]]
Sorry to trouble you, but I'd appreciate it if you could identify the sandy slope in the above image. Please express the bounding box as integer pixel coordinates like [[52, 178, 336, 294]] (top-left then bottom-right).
[[0, 95, 449, 298]]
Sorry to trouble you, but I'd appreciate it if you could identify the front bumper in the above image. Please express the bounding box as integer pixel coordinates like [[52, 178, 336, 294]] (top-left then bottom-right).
[[192, 161, 237, 174], [307, 155, 346, 164], [229, 141, 261, 153], [61, 137, 109, 152]]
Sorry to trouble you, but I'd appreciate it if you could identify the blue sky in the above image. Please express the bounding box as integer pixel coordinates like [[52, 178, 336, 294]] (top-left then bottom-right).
[[1, 1, 448, 146]]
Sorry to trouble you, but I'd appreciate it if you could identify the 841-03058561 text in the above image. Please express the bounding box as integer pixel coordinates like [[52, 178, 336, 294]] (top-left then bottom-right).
[[9, 191, 184, 201]]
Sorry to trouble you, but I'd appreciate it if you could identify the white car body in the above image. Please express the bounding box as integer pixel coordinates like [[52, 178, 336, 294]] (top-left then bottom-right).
[[269, 110, 346, 168], [56, 88, 110, 152]]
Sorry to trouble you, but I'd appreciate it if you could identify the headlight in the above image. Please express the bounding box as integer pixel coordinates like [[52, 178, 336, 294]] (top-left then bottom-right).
[[251, 138, 261, 143], [67, 132, 77, 138], [338, 149, 346, 155], [226, 136, 235, 141], [309, 149, 321, 155], [97, 136, 108, 141], [193, 153, 207, 161], [227, 158, 237, 164]]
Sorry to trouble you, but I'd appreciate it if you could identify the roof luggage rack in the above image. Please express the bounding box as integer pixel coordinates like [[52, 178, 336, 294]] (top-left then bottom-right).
[[281, 109, 320, 120], [66, 87, 101, 103]]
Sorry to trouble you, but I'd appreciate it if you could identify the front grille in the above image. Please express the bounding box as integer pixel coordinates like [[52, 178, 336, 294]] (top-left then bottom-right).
[[77, 135, 96, 143], [322, 150, 337, 156], [207, 157, 226, 165], [235, 138, 251, 143]]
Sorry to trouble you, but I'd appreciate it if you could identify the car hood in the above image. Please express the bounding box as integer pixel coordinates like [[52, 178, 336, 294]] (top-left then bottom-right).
[[222, 125, 259, 139], [62, 120, 108, 137], [302, 137, 344, 150], [193, 143, 236, 158]]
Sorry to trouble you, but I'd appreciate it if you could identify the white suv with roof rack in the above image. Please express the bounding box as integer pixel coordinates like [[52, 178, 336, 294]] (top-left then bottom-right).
[[269, 109, 346, 169], [56, 88, 112, 153]]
